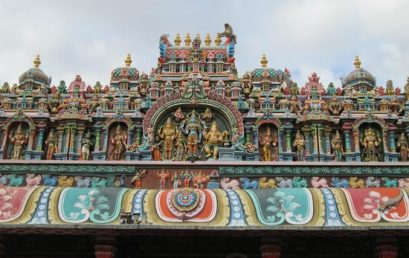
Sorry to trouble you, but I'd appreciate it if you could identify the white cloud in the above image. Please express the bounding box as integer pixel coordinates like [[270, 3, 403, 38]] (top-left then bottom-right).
[[0, 0, 408, 88]]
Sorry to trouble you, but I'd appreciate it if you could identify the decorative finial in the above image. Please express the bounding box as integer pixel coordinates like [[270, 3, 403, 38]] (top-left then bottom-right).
[[195, 34, 201, 42], [205, 33, 211, 47], [215, 34, 221, 47], [125, 53, 132, 67], [34, 55, 41, 68], [174, 33, 181, 47], [184, 33, 191, 47], [261, 54, 268, 68], [354, 56, 361, 69]]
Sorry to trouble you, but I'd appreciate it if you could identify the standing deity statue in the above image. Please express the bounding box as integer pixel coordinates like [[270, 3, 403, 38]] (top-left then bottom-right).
[[218, 23, 237, 45], [157, 117, 177, 160], [81, 131, 93, 160], [203, 120, 223, 159], [259, 127, 277, 161], [9, 124, 28, 160], [360, 127, 381, 162], [293, 130, 305, 161], [331, 131, 343, 161], [174, 132, 186, 161], [173, 107, 185, 122], [397, 132, 408, 162], [109, 124, 127, 161], [45, 129, 58, 160], [202, 107, 214, 123], [179, 110, 205, 159], [157, 168, 169, 190]]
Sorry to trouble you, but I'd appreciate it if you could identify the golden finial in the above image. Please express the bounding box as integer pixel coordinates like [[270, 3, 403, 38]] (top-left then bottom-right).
[[354, 56, 361, 69], [215, 34, 221, 47], [174, 33, 181, 47], [261, 54, 268, 68], [195, 34, 201, 42], [205, 33, 211, 47], [125, 53, 132, 67], [184, 33, 191, 47], [33, 55, 41, 68]]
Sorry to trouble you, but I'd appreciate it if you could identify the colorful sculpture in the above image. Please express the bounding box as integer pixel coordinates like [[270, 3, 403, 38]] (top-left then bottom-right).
[[109, 124, 127, 161], [81, 131, 93, 160], [157, 117, 177, 160], [397, 133, 408, 161], [203, 121, 224, 160], [9, 124, 28, 160], [45, 129, 58, 160], [360, 127, 381, 162], [293, 130, 305, 161], [331, 131, 343, 161]]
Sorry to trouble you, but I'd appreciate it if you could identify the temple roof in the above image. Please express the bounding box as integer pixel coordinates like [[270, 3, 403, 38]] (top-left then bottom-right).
[[18, 55, 51, 87]]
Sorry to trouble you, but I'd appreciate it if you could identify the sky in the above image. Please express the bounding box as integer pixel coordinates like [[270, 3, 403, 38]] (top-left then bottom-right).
[[1, 0, 409, 89]]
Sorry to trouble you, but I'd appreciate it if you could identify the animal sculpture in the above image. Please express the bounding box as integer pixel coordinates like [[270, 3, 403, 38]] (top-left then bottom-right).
[[276, 177, 293, 188], [331, 177, 349, 188], [239, 178, 258, 189], [43, 174, 58, 186], [382, 177, 398, 188], [310, 177, 328, 188], [75, 176, 91, 188], [25, 174, 42, 186], [365, 176, 380, 188], [220, 178, 240, 190], [349, 177, 365, 188], [292, 177, 308, 188], [258, 177, 276, 189], [58, 176, 75, 187], [8, 174, 24, 187], [398, 178, 409, 188]]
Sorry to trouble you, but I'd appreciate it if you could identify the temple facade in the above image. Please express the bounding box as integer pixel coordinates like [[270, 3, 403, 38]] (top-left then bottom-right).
[[0, 26, 409, 257]]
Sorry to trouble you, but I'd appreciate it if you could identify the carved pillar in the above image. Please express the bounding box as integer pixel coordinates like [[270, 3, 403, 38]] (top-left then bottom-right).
[[27, 127, 36, 151], [376, 238, 397, 258], [127, 127, 133, 146], [302, 127, 311, 155], [260, 238, 281, 258], [1, 128, 8, 152], [324, 129, 331, 155], [36, 127, 46, 151], [77, 129, 84, 154], [389, 130, 396, 152], [278, 129, 284, 153], [95, 128, 101, 152], [57, 128, 64, 152], [353, 128, 360, 153], [285, 129, 292, 153], [102, 128, 109, 152], [135, 125, 142, 145], [343, 130, 351, 153], [69, 127, 76, 153], [94, 237, 117, 258], [311, 125, 318, 154], [245, 124, 252, 145]]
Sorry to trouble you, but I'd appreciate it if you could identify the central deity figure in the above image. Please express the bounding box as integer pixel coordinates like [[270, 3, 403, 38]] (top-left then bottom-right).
[[203, 121, 224, 159], [179, 110, 205, 159], [157, 117, 177, 160], [9, 124, 28, 160], [360, 127, 381, 162], [259, 127, 278, 161], [109, 124, 127, 161]]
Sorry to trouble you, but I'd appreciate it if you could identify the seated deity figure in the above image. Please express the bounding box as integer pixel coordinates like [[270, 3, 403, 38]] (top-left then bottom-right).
[[9, 124, 28, 160], [397, 133, 409, 162], [157, 117, 177, 160], [293, 130, 305, 161], [360, 127, 382, 162], [179, 110, 205, 159], [45, 129, 58, 160], [203, 121, 224, 160], [109, 124, 127, 161], [331, 131, 343, 161]]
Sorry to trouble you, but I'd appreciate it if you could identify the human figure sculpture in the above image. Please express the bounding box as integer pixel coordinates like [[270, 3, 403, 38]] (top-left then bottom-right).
[[157, 117, 177, 160], [218, 23, 237, 45], [293, 130, 305, 161], [9, 124, 28, 160], [109, 124, 127, 161], [181, 169, 193, 187], [397, 133, 408, 161], [331, 131, 343, 161], [360, 127, 381, 162], [81, 131, 93, 160], [173, 107, 185, 122], [174, 132, 186, 161], [202, 107, 213, 123], [131, 169, 147, 188], [157, 168, 169, 190], [203, 120, 223, 159], [179, 110, 205, 159], [171, 172, 181, 189], [259, 127, 278, 161], [45, 129, 58, 160]]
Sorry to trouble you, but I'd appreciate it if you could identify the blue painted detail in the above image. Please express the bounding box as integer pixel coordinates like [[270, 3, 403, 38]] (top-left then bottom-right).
[[28, 187, 54, 224], [226, 190, 247, 226], [321, 188, 344, 226], [132, 189, 148, 216]]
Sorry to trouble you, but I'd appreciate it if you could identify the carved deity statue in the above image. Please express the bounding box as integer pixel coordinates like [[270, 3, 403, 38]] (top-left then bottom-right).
[[45, 129, 58, 160], [202, 107, 214, 123], [173, 107, 185, 122], [397, 132, 408, 162], [293, 130, 305, 161], [81, 131, 93, 160], [174, 132, 186, 161], [109, 124, 127, 161], [360, 127, 382, 162], [203, 120, 224, 159], [157, 117, 177, 160], [331, 130, 343, 161], [9, 124, 28, 160], [179, 110, 205, 158], [259, 126, 278, 161]]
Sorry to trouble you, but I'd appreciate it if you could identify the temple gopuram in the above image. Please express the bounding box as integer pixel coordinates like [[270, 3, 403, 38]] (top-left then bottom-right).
[[1, 24, 409, 257]]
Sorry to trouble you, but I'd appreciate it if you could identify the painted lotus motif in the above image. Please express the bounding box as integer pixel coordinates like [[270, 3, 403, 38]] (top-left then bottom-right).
[[246, 188, 313, 225], [58, 187, 127, 223], [0, 186, 36, 222]]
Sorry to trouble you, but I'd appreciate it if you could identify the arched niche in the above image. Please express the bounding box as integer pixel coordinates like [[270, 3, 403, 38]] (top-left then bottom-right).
[[359, 122, 384, 162], [4, 122, 30, 159], [257, 121, 280, 161], [106, 122, 128, 161]]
